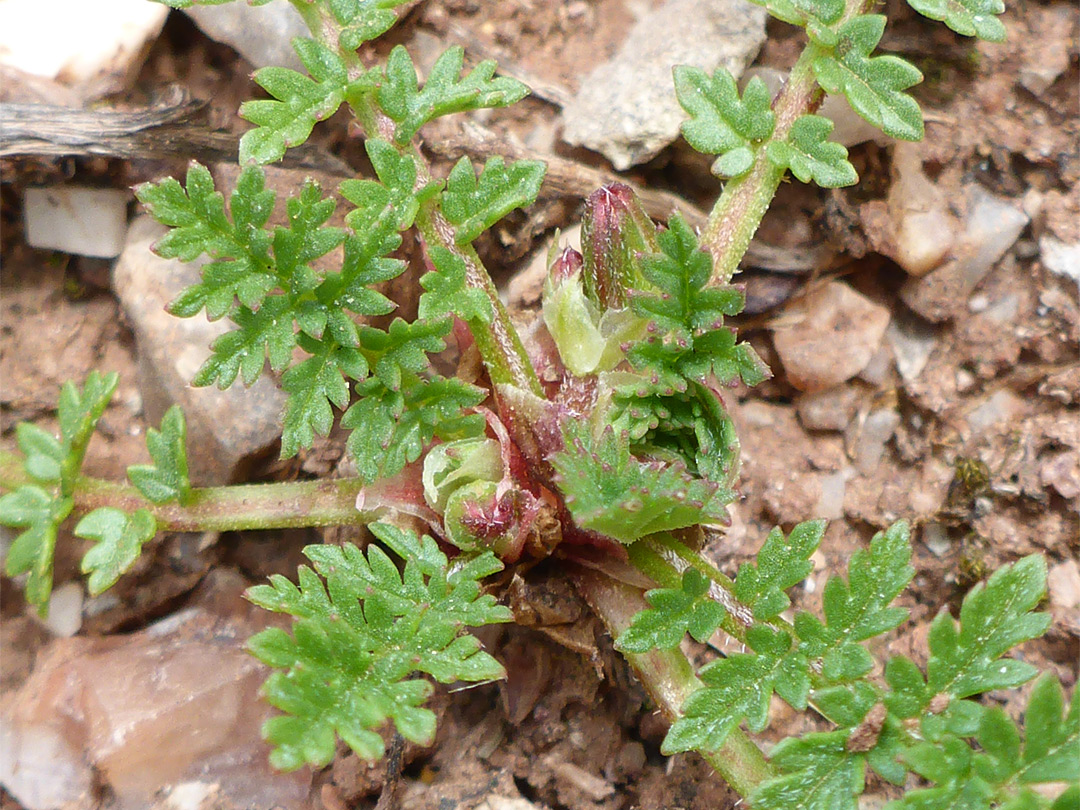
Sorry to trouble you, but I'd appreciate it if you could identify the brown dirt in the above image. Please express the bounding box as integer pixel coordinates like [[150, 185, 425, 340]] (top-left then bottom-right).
[[1, 2, 1077, 809]]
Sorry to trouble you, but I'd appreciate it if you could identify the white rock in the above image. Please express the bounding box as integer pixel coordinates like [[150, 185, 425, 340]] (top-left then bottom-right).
[[813, 469, 849, 520], [562, 0, 766, 169], [770, 282, 891, 393], [29, 581, 83, 638], [886, 143, 958, 277], [901, 185, 1029, 322], [922, 523, 950, 557], [1040, 236, 1080, 284], [886, 314, 938, 383], [183, 0, 307, 70], [24, 187, 129, 258], [851, 408, 901, 474], [0, 0, 167, 94], [966, 389, 1027, 436]]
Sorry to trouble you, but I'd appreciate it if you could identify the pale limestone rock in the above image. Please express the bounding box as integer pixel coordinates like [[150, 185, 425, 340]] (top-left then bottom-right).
[[901, 185, 1029, 322], [770, 282, 891, 393], [561, 0, 766, 169], [24, 187, 129, 258]]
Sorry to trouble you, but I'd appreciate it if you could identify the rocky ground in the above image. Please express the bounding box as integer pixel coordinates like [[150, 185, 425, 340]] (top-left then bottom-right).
[[0, 1, 1077, 809]]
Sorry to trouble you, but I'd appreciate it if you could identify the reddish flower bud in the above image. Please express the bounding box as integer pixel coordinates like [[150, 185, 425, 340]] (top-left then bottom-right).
[[581, 183, 659, 308]]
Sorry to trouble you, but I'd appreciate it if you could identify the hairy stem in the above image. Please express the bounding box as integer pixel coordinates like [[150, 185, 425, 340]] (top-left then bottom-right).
[[1, 450, 371, 533], [573, 566, 774, 798], [702, 0, 873, 283]]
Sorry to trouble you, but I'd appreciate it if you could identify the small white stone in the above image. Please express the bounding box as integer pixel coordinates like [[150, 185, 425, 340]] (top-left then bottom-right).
[[24, 187, 129, 258], [1040, 236, 1080, 284], [922, 523, 950, 557], [29, 581, 83, 638]]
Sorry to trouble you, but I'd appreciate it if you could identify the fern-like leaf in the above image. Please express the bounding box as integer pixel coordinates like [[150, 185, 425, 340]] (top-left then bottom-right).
[[76, 507, 157, 595], [136, 163, 275, 319], [616, 568, 726, 653], [905, 0, 1006, 42], [440, 156, 546, 245], [812, 15, 925, 141], [733, 520, 825, 621], [127, 406, 192, 505], [766, 114, 858, 188], [420, 247, 494, 323], [378, 46, 530, 143], [674, 67, 776, 179], [551, 422, 732, 544], [751, 731, 865, 810], [245, 522, 512, 770], [239, 38, 349, 164], [0, 372, 118, 612], [891, 676, 1078, 810], [626, 215, 767, 386], [925, 554, 1050, 699], [746, 0, 845, 39]]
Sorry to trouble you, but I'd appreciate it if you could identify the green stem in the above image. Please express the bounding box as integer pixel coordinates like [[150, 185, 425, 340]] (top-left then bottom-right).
[[573, 566, 774, 798], [702, 0, 872, 283], [2, 450, 371, 533], [412, 202, 543, 395]]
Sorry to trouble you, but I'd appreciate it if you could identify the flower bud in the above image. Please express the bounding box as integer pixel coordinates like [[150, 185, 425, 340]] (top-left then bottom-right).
[[581, 183, 659, 308]]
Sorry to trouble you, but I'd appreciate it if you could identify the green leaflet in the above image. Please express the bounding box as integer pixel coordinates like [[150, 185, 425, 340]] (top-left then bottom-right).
[[625, 215, 766, 387], [616, 568, 726, 653], [127, 406, 192, 505], [240, 38, 350, 164], [76, 508, 157, 595], [888, 676, 1079, 810], [746, 0, 845, 39], [322, 0, 412, 51], [137, 163, 275, 319], [674, 67, 776, 179], [246, 522, 512, 770], [812, 15, 925, 142], [733, 520, 825, 621], [440, 155, 547, 245], [926, 555, 1050, 699], [421, 247, 494, 324], [551, 421, 732, 544], [0, 372, 118, 613], [378, 45, 530, 143], [750, 731, 865, 810], [766, 114, 858, 188], [905, 0, 1006, 42]]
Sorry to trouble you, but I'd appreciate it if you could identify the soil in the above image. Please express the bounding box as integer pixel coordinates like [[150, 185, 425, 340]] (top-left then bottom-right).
[[1, 2, 1077, 810]]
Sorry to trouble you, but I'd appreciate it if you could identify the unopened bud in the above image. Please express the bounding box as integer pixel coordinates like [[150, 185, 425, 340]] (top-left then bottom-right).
[[581, 183, 659, 308], [548, 246, 583, 286]]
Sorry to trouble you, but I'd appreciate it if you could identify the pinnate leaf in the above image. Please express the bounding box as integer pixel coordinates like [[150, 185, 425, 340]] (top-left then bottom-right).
[[812, 15, 925, 141], [551, 422, 732, 544], [674, 67, 775, 178], [733, 520, 825, 621], [926, 554, 1050, 699], [344, 376, 486, 484], [378, 45, 530, 143], [746, 0, 845, 38], [665, 624, 809, 753], [626, 215, 764, 386], [616, 569, 726, 653], [245, 522, 511, 769], [905, 0, 1006, 42], [751, 731, 865, 810], [420, 247, 494, 323], [323, 0, 412, 50], [127, 406, 192, 504], [239, 38, 348, 164], [76, 507, 157, 595], [440, 156, 546, 244], [766, 114, 858, 188], [137, 163, 275, 319], [280, 336, 368, 458], [0, 372, 118, 612]]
